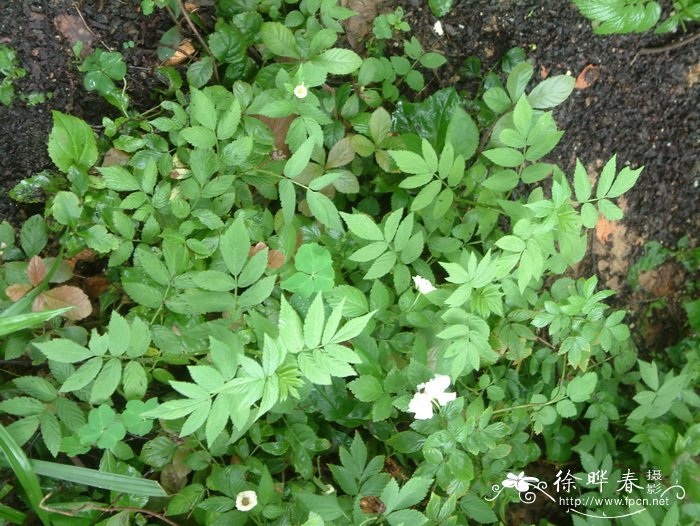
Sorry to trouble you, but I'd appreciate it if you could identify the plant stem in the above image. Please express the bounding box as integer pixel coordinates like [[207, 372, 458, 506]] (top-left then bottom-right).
[[175, 0, 219, 83]]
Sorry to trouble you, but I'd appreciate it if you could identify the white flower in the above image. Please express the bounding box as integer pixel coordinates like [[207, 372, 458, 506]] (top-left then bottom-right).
[[433, 20, 444, 37], [502, 472, 539, 492], [412, 275, 436, 295], [235, 490, 258, 512], [293, 83, 308, 99], [407, 374, 456, 420]]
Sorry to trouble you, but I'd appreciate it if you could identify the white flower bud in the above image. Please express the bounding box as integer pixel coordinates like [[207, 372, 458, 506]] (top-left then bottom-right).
[[293, 83, 308, 99], [412, 275, 436, 295], [235, 490, 258, 512]]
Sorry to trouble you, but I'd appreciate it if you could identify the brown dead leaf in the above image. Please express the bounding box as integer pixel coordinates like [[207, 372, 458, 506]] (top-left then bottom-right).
[[575, 64, 600, 90], [40, 286, 92, 321], [539, 65, 550, 79], [249, 242, 267, 257], [595, 215, 618, 243], [255, 115, 295, 159], [54, 14, 93, 56], [341, 0, 377, 52], [83, 276, 110, 299], [27, 256, 47, 287], [686, 63, 700, 88], [102, 148, 130, 167], [163, 40, 195, 66], [5, 284, 31, 302]]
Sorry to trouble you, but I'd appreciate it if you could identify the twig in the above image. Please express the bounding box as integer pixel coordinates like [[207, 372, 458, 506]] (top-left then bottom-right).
[[632, 31, 700, 64], [71, 2, 113, 52], [40, 493, 180, 526], [175, 0, 219, 82]]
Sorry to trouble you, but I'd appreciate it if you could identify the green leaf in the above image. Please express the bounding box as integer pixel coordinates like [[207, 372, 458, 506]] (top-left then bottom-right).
[[387, 509, 428, 526], [39, 412, 61, 458], [460, 494, 497, 523], [216, 99, 241, 140], [123, 361, 148, 400], [327, 311, 376, 344], [567, 372, 598, 402], [0, 309, 72, 338], [482, 148, 524, 168], [304, 293, 325, 349], [364, 251, 396, 280], [445, 107, 479, 160], [20, 215, 47, 257], [608, 165, 643, 198], [340, 212, 384, 241], [506, 61, 534, 101], [556, 399, 577, 418], [598, 198, 623, 220], [221, 136, 253, 166], [581, 202, 598, 228], [0, 424, 51, 526], [306, 189, 343, 232], [220, 217, 249, 276], [35, 339, 92, 363], [279, 178, 296, 223], [419, 52, 447, 69], [285, 137, 315, 178], [527, 75, 575, 109], [238, 275, 276, 308], [260, 22, 300, 59], [48, 111, 98, 173], [573, 160, 592, 201], [382, 476, 433, 514], [347, 376, 383, 402], [97, 165, 141, 191], [411, 180, 442, 211], [186, 56, 213, 88], [59, 357, 102, 393], [52, 191, 82, 227], [279, 296, 304, 353], [190, 88, 217, 131], [483, 87, 512, 113], [193, 270, 237, 291], [314, 48, 362, 74], [596, 155, 617, 198], [512, 95, 533, 137], [90, 358, 122, 404], [180, 126, 217, 149], [369, 107, 391, 144], [83, 225, 119, 253]]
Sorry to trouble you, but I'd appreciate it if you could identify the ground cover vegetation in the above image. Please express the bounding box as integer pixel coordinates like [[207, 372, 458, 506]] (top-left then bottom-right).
[[0, 1, 698, 525]]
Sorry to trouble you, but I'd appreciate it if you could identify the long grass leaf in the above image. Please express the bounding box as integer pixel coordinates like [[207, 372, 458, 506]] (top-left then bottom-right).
[[0, 424, 51, 526], [0, 308, 73, 337], [29, 459, 168, 497], [0, 502, 28, 524]]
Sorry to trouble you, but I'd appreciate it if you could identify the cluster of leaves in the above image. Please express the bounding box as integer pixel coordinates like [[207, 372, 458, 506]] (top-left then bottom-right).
[[0, 44, 26, 106], [0, 1, 697, 525], [573, 0, 700, 34]]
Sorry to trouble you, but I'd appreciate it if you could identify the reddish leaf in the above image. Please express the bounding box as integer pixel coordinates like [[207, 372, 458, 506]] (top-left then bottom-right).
[[84, 276, 110, 299], [27, 256, 47, 287], [5, 284, 32, 302], [267, 249, 286, 270], [255, 115, 294, 159], [39, 286, 92, 321], [249, 242, 267, 257]]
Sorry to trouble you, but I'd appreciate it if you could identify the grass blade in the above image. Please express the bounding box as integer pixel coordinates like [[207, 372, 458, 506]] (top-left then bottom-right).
[[0, 424, 51, 526], [29, 459, 168, 497], [0, 502, 28, 524], [0, 308, 73, 337]]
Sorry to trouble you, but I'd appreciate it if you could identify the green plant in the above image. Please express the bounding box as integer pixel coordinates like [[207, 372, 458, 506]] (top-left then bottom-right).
[[1, 1, 696, 525], [74, 46, 129, 115], [573, 0, 700, 34], [372, 7, 411, 41], [428, 0, 453, 18], [0, 44, 26, 106]]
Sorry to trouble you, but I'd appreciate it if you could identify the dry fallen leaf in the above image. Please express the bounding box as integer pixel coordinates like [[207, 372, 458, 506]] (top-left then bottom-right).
[[575, 64, 601, 90], [163, 40, 196, 66], [255, 115, 295, 159], [341, 0, 377, 51], [102, 148, 130, 167], [54, 14, 93, 56], [595, 215, 618, 243]]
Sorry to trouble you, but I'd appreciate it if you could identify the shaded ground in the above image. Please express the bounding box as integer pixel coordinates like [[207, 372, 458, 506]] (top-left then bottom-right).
[[0, 0, 169, 223]]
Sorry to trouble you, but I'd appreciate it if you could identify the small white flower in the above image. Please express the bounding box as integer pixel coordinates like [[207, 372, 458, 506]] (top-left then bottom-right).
[[293, 83, 308, 99], [407, 374, 456, 420], [433, 20, 444, 37], [408, 391, 435, 419], [412, 275, 436, 295], [235, 490, 258, 512], [502, 472, 539, 492]]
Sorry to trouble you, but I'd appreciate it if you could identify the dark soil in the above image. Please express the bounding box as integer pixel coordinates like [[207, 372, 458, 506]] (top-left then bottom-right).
[[0, 0, 170, 223]]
